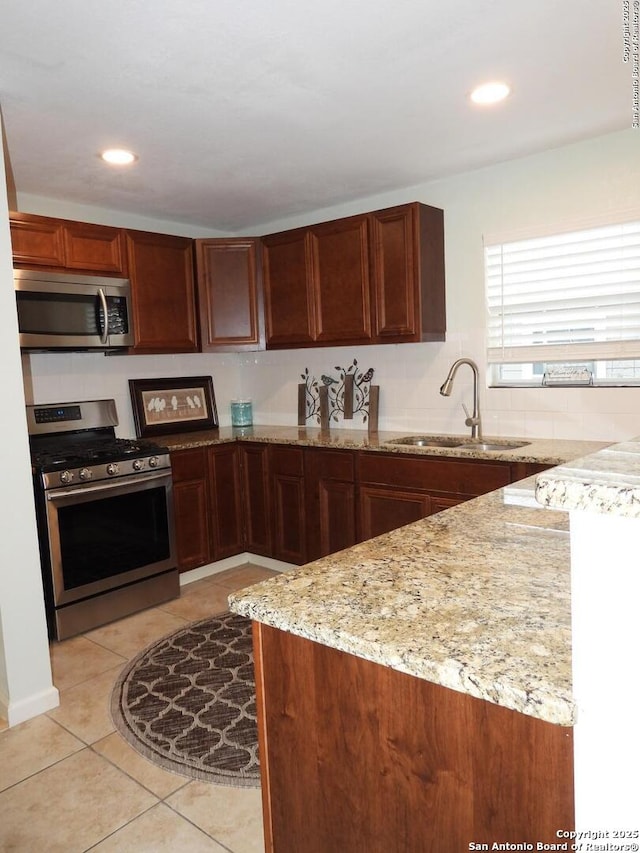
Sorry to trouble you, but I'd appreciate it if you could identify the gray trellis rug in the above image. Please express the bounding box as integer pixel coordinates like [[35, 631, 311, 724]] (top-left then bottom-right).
[[110, 611, 260, 787]]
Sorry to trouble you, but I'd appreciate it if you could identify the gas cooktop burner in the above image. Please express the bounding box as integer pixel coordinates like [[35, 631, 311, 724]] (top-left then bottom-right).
[[31, 438, 166, 471]]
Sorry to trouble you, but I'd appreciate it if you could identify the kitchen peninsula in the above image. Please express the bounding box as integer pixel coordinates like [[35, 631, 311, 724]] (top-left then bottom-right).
[[226, 435, 612, 852]]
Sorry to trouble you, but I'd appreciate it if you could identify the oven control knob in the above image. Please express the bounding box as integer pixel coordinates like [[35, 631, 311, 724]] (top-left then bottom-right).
[[106, 462, 119, 476], [60, 470, 74, 484], [79, 467, 92, 481], [133, 459, 144, 471], [148, 456, 160, 468]]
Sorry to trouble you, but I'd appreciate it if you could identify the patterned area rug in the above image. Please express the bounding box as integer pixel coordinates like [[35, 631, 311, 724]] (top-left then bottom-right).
[[110, 612, 260, 787]]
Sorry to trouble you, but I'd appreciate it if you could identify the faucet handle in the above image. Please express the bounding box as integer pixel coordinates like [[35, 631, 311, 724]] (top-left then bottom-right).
[[461, 402, 472, 424]]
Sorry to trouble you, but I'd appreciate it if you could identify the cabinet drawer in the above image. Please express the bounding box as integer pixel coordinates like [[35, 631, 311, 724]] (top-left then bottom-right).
[[170, 447, 208, 482], [358, 452, 511, 496], [307, 448, 354, 480], [270, 445, 304, 477]]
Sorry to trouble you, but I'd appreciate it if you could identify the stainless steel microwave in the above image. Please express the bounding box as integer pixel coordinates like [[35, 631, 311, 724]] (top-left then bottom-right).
[[15, 269, 134, 351]]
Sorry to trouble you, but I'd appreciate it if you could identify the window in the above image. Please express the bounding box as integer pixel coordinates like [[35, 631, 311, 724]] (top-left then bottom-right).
[[485, 218, 640, 386]]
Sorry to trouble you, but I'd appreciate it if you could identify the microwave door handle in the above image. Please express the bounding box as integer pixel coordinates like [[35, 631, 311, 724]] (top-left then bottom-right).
[[98, 288, 109, 344]]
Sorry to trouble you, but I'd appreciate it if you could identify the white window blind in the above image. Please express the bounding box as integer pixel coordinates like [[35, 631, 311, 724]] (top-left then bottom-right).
[[486, 219, 640, 364]]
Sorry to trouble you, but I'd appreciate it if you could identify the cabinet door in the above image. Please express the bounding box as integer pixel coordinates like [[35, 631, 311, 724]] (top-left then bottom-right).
[[263, 229, 316, 347], [171, 448, 211, 572], [430, 495, 464, 514], [310, 214, 372, 344], [195, 238, 264, 351], [238, 443, 272, 556], [63, 222, 127, 274], [305, 449, 356, 561], [126, 230, 198, 353], [370, 202, 445, 343], [208, 444, 243, 560], [270, 446, 306, 565], [370, 204, 418, 341], [359, 484, 431, 541], [10, 212, 126, 274], [10, 213, 65, 268]]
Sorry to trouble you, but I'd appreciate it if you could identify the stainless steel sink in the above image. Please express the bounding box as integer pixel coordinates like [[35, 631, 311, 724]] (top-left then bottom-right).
[[458, 440, 530, 452], [386, 435, 530, 452], [386, 435, 466, 448]]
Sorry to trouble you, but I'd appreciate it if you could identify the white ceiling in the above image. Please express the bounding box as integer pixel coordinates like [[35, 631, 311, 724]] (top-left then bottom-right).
[[0, 0, 630, 233]]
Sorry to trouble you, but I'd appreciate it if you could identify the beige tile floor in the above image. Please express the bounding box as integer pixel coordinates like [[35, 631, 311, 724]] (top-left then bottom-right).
[[0, 564, 278, 853]]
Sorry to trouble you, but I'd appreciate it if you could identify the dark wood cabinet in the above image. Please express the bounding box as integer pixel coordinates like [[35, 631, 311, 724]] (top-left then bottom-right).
[[262, 228, 315, 346], [305, 448, 357, 560], [269, 445, 307, 565], [195, 238, 264, 351], [359, 484, 431, 540], [125, 229, 198, 353], [171, 448, 211, 572], [238, 443, 272, 557], [10, 211, 127, 275], [262, 201, 445, 350], [207, 444, 243, 559], [253, 622, 574, 853], [171, 444, 242, 571], [369, 202, 445, 343], [310, 214, 371, 345], [170, 441, 552, 572], [357, 452, 513, 541]]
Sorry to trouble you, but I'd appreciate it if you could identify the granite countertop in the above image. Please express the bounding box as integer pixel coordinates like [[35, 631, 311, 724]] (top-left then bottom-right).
[[168, 421, 615, 727], [160, 424, 608, 466], [229, 474, 577, 726], [536, 437, 640, 517]]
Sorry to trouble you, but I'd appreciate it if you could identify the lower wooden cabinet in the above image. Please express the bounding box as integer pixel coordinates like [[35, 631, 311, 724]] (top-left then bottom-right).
[[171, 447, 211, 572], [357, 452, 513, 541], [207, 444, 243, 559], [253, 623, 574, 852], [269, 445, 307, 565], [238, 443, 272, 556], [359, 484, 431, 540], [170, 444, 242, 571], [170, 442, 553, 572], [305, 449, 357, 560]]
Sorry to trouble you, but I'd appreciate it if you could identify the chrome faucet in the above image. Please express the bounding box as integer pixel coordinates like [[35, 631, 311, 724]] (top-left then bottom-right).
[[439, 358, 482, 439]]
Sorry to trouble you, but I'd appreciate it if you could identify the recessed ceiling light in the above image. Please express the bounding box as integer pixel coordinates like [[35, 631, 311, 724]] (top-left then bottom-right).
[[470, 81, 511, 106], [101, 148, 137, 165]]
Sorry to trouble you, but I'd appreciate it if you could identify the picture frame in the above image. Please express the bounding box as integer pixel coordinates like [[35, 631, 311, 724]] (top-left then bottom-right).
[[129, 376, 218, 437]]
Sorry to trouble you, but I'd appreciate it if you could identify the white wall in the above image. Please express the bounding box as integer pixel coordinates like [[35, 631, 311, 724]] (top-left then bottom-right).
[[569, 510, 639, 829], [0, 118, 58, 726], [20, 129, 640, 443]]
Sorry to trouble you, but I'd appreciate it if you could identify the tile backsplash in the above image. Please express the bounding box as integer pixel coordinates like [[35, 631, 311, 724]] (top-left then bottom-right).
[[22, 339, 640, 444]]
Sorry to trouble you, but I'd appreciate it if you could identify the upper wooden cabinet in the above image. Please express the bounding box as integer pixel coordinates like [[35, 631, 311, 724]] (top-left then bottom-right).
[[370, 202, 445, 343], [195, 238, 264, 351], [262, 228, 316, 346], [261, 201, 445, 349], [311, 214, 372, 345], [125, 229, 199, 353], [10, 212, 127, 275]]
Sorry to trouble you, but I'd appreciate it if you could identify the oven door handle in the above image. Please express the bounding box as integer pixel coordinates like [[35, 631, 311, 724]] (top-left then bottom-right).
[[45, 470, 171, 501]]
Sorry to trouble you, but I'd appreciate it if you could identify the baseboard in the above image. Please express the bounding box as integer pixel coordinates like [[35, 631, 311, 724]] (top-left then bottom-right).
[[0, 684, 60, 728], [180, 553, 295, 586]]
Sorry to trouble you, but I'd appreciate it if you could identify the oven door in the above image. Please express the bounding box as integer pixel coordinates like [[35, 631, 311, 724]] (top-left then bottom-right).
[[43, 470, 176, 607]]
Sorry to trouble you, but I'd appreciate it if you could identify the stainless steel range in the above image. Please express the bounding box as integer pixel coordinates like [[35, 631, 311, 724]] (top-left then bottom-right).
[[28, 399, 178, 640]]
